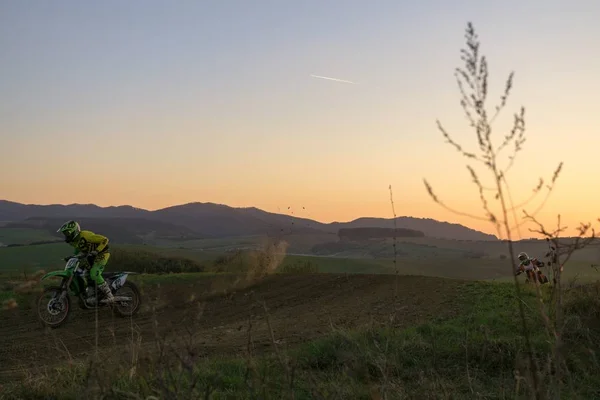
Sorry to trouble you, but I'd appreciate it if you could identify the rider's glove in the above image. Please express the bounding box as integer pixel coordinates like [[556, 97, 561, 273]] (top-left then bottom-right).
[[88, 251, 98, 257]]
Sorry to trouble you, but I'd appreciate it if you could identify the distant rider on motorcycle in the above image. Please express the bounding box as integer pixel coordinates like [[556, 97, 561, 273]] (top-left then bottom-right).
[[516, 251, 547, 283], [57, 220, 114, 302]]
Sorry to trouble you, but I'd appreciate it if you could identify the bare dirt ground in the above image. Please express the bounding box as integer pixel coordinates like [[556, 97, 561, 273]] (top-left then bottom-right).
[[0, 273, 465, 383]]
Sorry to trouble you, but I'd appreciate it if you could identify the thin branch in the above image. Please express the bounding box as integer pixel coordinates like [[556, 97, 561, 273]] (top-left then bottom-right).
[[423, 179, 491, 222], [437, 120, 480, 161]]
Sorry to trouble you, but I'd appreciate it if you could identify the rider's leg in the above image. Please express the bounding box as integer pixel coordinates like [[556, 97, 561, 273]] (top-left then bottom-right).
[[90, 253, 114, 302]]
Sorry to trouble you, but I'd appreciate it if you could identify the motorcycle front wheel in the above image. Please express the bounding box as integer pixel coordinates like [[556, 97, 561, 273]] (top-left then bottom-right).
[[37, 286, 71, 328]]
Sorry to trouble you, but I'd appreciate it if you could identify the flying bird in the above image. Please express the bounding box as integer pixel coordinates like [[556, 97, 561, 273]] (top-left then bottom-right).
[[309, 74, 357, 85]]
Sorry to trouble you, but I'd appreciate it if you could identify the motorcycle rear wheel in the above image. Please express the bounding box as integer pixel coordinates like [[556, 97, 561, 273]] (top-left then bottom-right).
[[112, 281, 141, 317]]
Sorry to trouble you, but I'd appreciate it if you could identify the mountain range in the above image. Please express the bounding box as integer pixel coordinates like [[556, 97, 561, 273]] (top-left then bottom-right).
[[0, 200, 498, 243]]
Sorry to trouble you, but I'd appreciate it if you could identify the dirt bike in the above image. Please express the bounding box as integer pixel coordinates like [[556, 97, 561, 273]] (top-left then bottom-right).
[[37, 253, 142, 328]]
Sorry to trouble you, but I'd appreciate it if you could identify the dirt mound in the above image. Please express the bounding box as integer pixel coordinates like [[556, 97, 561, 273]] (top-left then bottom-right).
[[0, 273, 465, 382]]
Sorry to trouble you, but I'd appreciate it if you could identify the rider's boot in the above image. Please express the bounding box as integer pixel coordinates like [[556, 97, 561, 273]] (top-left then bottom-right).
[[98, 282, 115, 302]]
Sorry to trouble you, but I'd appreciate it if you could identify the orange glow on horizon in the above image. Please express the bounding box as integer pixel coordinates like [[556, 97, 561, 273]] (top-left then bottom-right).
[[2, 181, 597, 240]]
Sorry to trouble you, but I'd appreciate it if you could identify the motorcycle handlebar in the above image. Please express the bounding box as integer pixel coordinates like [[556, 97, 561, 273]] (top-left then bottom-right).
[[62, 254, 88, 261]]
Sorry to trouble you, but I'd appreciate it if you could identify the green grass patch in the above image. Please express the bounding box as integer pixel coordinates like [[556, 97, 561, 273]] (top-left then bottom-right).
[[0, 289, 16, 303], [0, 242, 66, 274], [0, 227, 58, 245], [116, 244, 222, 263], [0, 243, 216, 275]]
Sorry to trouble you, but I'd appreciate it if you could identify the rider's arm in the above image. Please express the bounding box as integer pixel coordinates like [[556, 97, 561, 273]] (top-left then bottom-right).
[[515, 264, 523, 275], [70, 241, 81, 255], [80, 231, 109, 253], [88, 233, 109, 253]]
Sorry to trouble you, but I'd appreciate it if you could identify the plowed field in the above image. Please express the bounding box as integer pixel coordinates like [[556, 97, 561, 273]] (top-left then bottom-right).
[[0, 273, 465, 382]]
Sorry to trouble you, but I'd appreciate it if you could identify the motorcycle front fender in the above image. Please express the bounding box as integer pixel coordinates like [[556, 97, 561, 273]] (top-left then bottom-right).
[[41, 270, 82, 295], [41, 271, 70, 281]]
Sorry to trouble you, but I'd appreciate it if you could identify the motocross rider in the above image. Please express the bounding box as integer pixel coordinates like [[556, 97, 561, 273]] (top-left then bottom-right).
[[516, 251, 544, 276], [57, 220, 114, 302]]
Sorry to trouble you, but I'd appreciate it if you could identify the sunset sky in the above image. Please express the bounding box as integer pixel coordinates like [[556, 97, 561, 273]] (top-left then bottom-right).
[[1, 0, 599, 238]]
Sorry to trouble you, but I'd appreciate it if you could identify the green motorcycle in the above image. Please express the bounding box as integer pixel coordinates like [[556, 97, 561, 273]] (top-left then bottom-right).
[[37, 253, 142, 328]]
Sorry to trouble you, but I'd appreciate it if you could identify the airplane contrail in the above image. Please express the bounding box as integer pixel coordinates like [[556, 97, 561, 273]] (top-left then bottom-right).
[[309, 74, 357, 85]]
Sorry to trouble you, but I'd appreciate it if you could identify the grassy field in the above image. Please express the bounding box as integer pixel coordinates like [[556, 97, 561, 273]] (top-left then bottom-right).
[[397, 236, 600, 261], [0, 242, 219, 275], [2, 276, 599, 399], [0, 228, 58, 246], [152, 232, 339, 253], [2, 239, 600, 284], [1, 229, 600, 398], [0, 242, 67, 275], [2, 225, 598, 263]]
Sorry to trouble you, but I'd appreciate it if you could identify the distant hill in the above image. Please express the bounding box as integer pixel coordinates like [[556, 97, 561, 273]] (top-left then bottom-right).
[[338, 227, 425, 241], [0, 200, 498, 242], [151, 203, 323, 237], [0, 200, 148, 221], [328, 217, 497, 241]]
